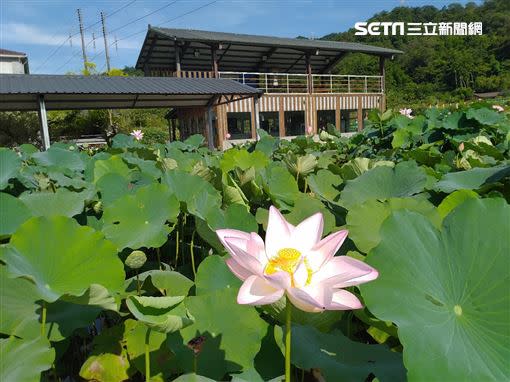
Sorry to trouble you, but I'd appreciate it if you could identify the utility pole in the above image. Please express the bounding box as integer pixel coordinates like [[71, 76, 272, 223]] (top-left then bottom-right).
[[100, 11, 111, 72], [92, 32, 96, 50], [77, 8, 88, 71]]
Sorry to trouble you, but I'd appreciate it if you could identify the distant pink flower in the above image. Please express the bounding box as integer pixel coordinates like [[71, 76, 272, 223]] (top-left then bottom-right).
[[399, 108, 414, 119], [130, 129, 144, 141], [306, 125, 313, 135], [216, 206, 378, 312], [225, 133, 232, 139], [459, 142, 465, 152], [492, 105, 504, 112]]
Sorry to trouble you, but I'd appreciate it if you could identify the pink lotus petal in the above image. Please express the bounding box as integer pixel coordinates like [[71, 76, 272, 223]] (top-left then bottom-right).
[[286, 286, 327, 313], [306, 230, 348, 272], [314, 256, 378, 288], [264, 270, 292, 290], [290, 212, 324, 252], [237, 275, 284, 305], [216, 229, 251, 250], [292, 261, 309, 288], [326, 289, 363, 310], [265, 206, 294, 258], [225, 257, 252, 281], [223, 237, 265, 275], [217, 229, 267, 264]]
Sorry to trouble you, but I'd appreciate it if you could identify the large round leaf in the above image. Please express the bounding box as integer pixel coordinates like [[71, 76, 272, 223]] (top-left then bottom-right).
[[3, 216, 125, 302], [126, 295, 193, 333], [32, 146, 87, 172], [340, 161, 427, 208], [19, 187, 95, 217], [102, 183, 180, 250], [0, 336, 55, 382], [434, 164, 510, 193], [0, 148, 21, 190], [361, 198, 510, 381], [0, 192, 31, 236], [274, 324, 406, 382], [346, 197, 441, 254]]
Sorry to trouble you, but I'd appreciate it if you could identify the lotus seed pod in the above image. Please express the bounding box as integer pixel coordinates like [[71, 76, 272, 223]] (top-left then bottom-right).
[[125, 250, 147, 269], [93, 201, 103, 214]]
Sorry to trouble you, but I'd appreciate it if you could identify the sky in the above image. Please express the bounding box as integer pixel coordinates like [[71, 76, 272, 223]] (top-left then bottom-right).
[[0, 0, 482, 74]]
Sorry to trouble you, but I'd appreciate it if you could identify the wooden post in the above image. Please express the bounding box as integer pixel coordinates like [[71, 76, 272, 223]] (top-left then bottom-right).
[[211, 45, 219, 78], [379, 56, 386, 111], [278, 97, 285, 137], [305, 53, 312, 93], [253, 96, 261, 139], [38, 95, 50, 150], [357, 95, 363, 132], [335, 95, 341, 131], [205, 106, 215, 149], [174, 40, 181, 77]]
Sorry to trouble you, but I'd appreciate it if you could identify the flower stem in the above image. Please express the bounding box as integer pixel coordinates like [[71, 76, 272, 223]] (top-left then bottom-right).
[[145, 328, 151, 382], [190, 230, 197, 278], [285, 296, 292, 382], [41, 301, 47, 338]]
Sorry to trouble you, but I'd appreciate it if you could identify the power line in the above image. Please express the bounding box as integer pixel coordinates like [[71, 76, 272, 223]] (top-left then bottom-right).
[[35, 0, 137, 72]]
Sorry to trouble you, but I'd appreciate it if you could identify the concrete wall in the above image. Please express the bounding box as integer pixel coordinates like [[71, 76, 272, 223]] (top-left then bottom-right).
[[0, 57, 26, 74]]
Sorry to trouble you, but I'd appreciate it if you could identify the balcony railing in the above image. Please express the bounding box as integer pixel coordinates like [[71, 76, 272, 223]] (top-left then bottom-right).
[[218, 71, 383, 94]]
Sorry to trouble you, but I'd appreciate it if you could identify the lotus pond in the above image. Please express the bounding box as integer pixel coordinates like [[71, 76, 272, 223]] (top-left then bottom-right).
[[0, 104, 509, 382]]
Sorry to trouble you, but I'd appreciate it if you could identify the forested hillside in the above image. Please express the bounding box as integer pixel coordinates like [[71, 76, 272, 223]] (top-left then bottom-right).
[[323, 0, 510, 107]]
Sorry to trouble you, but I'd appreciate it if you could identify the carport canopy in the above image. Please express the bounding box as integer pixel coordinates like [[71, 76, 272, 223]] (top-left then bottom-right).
[[0, 74, 261, 149]]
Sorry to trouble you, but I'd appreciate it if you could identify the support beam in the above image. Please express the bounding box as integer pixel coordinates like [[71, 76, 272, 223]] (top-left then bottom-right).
[[278, 97, 285, 137], [305, 53, 312, 93], [37, 95, 50, 150], [285, 53, 306, 73], [174, 39, 181, 76], [205, 106, 215, 149], [335, 95, 341, 131], [253, 96, 260, 139], [217, 44, 231, 63], [379, 56, 386, 110], [357, 95, 363, 132], [254, 47, 277, 71], [320, 52, 348, 74], [211, 44, 219, 78]]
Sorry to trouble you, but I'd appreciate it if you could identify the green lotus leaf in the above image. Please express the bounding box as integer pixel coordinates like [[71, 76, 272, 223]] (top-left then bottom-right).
[[307, 169, 342, 202], [126, 295, 192, 333], [162, 170, 221, 208], [437, 189, 479, 218], [32, 146, 87, 172], [125, 250, 147, 269], [19, 187, 95, 217], [150, 270, 194, 297], [194, 255, 241, 296], [93, 155, 132, 183], [3, 216, 125, 302], [0, 336, 55, 382], [102, 183, 179, 250], [285, 195, 335, 235], [274, 324, 405, 382], [347, 197, 441, 254], [168, 289, 268, 379], [124, 319, 174, 381], [341, 161, 427, 209], [284, 153, 318, 177], [220, 148, 270, 172], [434, 164, 510, 193], [172, 374, 216, 382], [360, 198, 510, 381], [96, 172, 135, 207], [0, 192, 31, 236], [263, 165, 300, 206], [0, 148, 21, 189], [466, 107, 504, 125]]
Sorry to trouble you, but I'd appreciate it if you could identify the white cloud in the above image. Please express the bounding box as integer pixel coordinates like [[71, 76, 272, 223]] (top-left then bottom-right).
[[1, 22, 69, 46]]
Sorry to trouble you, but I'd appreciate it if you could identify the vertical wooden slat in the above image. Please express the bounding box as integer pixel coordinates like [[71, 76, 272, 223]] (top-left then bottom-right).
[[357, 95, 363, 132], [335, 95, 341, 131], [279, 96, 285, 137]]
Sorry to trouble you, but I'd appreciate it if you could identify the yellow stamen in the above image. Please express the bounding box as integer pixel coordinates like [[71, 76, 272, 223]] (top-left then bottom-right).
[[304, 258, 313, 286], [265, 248, 301, 276]]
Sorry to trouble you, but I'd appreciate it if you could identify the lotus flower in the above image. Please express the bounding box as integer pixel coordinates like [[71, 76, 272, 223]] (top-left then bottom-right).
[[216, 206, 378, 312], [492, 105, 504, 112], [130, 129, 144, 141], [306, 125, 313, 135], [458, 142, 465, 152], [399, 108, 414, 119], [225, 133, 232, 139]]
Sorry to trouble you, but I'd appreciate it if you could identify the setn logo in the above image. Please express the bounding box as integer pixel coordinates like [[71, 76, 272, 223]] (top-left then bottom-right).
[[354, 21, 483, 36]]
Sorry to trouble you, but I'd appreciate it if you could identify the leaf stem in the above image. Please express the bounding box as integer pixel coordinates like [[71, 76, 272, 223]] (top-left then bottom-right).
[[156, 247, 162, 270], [190, 230, 197, 278], [145, 328, 151, 382], [41, 301, 47, 338], [136, 272, 141, 296], [285, 296, 292, 382], [193, 355, 198, 374]]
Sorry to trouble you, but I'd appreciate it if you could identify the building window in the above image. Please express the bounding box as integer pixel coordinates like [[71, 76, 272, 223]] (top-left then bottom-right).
[[341, 110, 359, 132], [227, 112, 252, 139], [317, 110, 336, 132], [284, 111, 305, 136], [259, 112, 280, 137]]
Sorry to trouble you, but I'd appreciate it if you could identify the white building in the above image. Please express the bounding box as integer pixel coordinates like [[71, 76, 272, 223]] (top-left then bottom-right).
[[0, 49, 29, 74]]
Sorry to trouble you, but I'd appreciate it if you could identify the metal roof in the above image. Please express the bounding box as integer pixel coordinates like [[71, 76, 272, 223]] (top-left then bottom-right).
[[0, 49, 26, 57], [0, 74, 261, 111], [136, 27, 403, 74]]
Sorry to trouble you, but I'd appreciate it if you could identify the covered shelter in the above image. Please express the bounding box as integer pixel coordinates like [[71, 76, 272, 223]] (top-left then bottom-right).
[[135, 27, 402, 76], [0, 74, 262, 150]]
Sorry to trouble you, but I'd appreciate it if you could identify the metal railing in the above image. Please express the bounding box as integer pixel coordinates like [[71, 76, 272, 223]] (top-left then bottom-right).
[[218, 71, 383, 94]]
